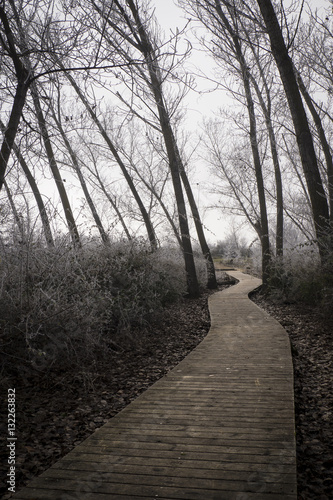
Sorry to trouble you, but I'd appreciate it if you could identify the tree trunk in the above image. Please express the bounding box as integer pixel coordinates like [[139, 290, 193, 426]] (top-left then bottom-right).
[[124, 0, 201, 297], [30, 83, 81, 246], [0, 79, 29, 192], [3, 180, 24, 238], [156, 112, 200, 297], [0, 119, 54, 247], [64, 71, 158, 251], [243, 70, 271, 287], [296, 70, 333, 224], [180, 168, 217, 289], [256, 0, 331, 259], [249, 74, 284, 257], [215, 1, 271, 286], [0, 6, 30, 191], [51, 108, 109, 244]]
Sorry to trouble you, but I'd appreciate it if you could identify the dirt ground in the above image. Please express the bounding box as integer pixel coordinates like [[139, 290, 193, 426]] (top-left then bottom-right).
[[251, 293, 333, 499], [1, 277, 332, 499]]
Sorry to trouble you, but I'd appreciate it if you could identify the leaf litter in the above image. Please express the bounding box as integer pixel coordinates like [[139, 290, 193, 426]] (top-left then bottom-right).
[[1, 280, 332, 499]]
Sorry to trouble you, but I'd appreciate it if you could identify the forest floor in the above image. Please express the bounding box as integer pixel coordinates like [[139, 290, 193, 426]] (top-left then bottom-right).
[[251, 292, 333, 500], [1, 275, 332, 499]]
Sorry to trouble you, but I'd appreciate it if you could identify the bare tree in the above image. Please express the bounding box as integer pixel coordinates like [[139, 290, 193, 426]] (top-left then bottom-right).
[[248, 66, 284, 257], [0, 118, 54, 247], [296, 71, 333, 222], [182, 0, 272, 284], [256, 0, 331, 260], [0, 0, 138, 194], [86, 0, 219, 294], [0, 2, 30, 190], [49, 92, 109, 244], [240, 20, 284, 257], [62, 70, 158, 249], [203, 120, 263, 238], [29, 82, 81, 246], [116, 125, 183, 246]]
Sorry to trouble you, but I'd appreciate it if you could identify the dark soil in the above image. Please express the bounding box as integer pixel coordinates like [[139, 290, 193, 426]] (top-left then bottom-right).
[[0, 282, 223, 500], [251, 293, 333, 500], [1, 276, 332, 499]]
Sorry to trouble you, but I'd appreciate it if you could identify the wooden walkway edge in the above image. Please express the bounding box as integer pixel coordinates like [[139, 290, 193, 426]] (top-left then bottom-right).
[[13, 271, 297, 500]]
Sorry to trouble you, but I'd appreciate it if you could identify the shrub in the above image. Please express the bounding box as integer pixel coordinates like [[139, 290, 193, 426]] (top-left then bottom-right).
[[266, 244, 333, 316], [0, 237, 189, 374]]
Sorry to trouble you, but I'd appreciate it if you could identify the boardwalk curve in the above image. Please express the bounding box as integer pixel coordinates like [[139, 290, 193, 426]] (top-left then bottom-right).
[[13, 271, 297, 500]]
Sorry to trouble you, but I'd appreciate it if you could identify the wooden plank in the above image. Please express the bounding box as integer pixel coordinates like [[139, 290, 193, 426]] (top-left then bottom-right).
[[86, 434, 294, 450], [62, 448, 295, 465], [50, 461, 296, 483], [73, 440, 295, 457], [12, 271, 297, 500], [120, 401, 294, 413], [116, 409, 294, 420], [57, 454, 296, 474], [85, 433, 294, 451], [88, 425, 294, 439], [22, 470, 296, 495], [13, 488, 297, 500], [13, 475, 297, 499], [98, 411, 294, 425]]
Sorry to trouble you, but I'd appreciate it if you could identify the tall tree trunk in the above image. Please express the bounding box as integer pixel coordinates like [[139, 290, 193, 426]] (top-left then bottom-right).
[[154, 108, 200, 297], [3, 180, 24, 238], [0, 79, 29, 192], [215, 1, 271, 286], [124, 0, 202, 296], [243, 18, 284, 257], [0, 119, 54, 247], [63, 71, 158, 251], [256, 0, 331, 259], [0, 5, 30, 191], [296, 70, 333, 224], [249, 73, 284, 257], [242, 69, 271, 287], [180, 168, 217, 289], [51, 107, 109, 244], [30, 83, 81, 246]]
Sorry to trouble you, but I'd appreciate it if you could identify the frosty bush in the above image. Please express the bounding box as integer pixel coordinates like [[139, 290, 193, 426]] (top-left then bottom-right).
[[210, 233, 254, 270], [0, 237, 189, 373], [267, 242, 333, 312]]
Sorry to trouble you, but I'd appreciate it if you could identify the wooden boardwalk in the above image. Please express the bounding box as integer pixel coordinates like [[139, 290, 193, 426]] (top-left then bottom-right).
[[13, 271, 297, 500]]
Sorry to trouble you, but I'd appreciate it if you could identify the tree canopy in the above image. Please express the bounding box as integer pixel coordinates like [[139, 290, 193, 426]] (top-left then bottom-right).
[[1, 0, 332, 287]]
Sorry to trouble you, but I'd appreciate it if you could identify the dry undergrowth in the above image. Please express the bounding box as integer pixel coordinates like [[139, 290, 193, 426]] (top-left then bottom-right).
[[252, 293, 333, 499], [1, 276, 331, 499]]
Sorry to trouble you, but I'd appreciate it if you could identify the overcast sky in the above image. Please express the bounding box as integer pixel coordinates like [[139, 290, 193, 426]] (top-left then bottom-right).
[[151, 0, 332, 244]]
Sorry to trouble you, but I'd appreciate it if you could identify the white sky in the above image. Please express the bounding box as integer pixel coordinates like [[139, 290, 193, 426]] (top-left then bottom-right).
[[152, 1, 236, 243], [152, 0, 332, 245], [8, 0, 330, 246]]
